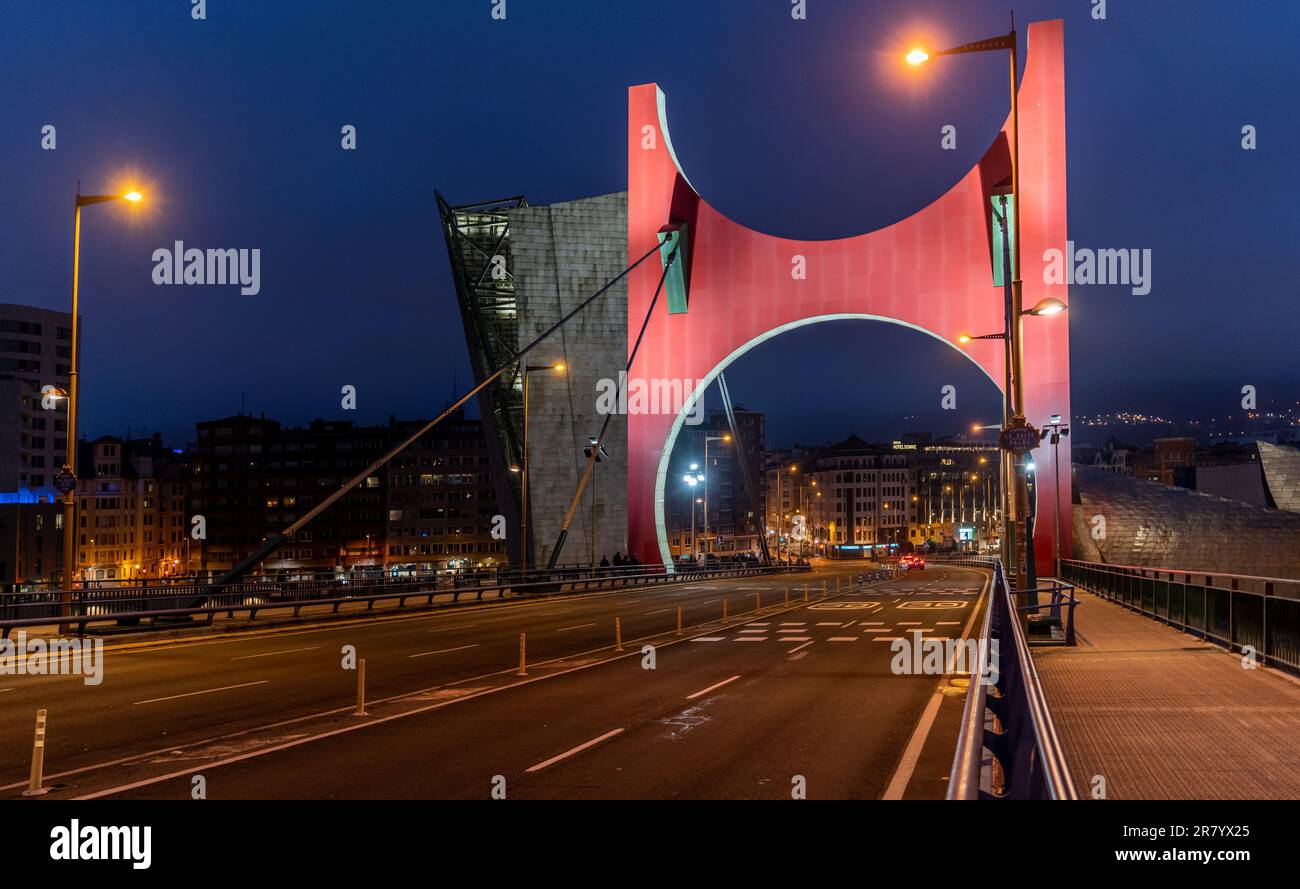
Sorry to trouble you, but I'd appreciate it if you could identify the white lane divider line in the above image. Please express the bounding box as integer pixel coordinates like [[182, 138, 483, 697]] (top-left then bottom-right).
[[861, 629, 891, 634], [555, 623, 597, 632], [936, 621, 961, 625], [409, 644, 480, 658], [526, 728, 625, 773], [428, 623, 479, 634], [646, 609, 671, 616], [734, 637, 767, 643], [134, 680, 269, 706], [871, 637, 905, 643], [685, 675, 742, 700], [690, 637, 726, 643], [787, 640, 815, 654], [827, 636, 858, 642], [779, 622, 806, 626], [863, 621, 886, 626], [230, 646, 321, 661], [777, 636, 812, 643], [898, 621, 922, 626], [815, 622, 841, 626]]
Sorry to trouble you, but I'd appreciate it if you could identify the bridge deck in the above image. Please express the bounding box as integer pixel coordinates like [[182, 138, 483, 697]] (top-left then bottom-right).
[[1033, 589, 1300, 799]]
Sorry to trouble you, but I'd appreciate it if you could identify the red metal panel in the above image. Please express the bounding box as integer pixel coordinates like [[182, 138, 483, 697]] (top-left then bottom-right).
[[627, 20, 1069, 568]]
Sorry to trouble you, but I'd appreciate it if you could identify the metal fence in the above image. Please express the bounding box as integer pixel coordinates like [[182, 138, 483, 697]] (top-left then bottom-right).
[[947, 559, 1077, 800], [1061, 559, 1300, 672], [0, 562, 810, 638]]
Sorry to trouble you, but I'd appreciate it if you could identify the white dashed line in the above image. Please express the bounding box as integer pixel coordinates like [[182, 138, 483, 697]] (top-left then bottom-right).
[[827, 637, 858, 642], [555, 623, 597, 632], [690, 637, 726, 642], [230, 646, 321, 661], [787, 640, 814, 654], [685, 675, 742, 700], [134, 680, 269, 706], [409, 644, 479, 658], [526, 728, 624, 773]]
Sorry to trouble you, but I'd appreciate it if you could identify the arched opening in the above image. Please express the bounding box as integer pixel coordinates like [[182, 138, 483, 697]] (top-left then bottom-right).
[[660, 315, 1003, 569]]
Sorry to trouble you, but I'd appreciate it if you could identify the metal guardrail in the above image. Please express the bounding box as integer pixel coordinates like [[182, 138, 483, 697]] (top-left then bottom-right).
[[0, 563, 809, 638], [947, 560, 1078, 800], [1061, 558, 1300, 672]]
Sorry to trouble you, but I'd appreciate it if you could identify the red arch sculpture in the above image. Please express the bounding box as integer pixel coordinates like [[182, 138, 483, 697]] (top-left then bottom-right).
[[626, 19, 1069, 569]]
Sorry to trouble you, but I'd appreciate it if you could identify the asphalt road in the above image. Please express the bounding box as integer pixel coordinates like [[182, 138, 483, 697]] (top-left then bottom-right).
[[10, 561, 989, 800]]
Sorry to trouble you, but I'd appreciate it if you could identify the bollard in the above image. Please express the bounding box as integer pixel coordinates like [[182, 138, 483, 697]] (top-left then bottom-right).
[[755, 591, 761, 613], [722, 598, 728, 623], [676, 606, 683, 636], [23, 709, 48, 797], [823, 581, 828, 598], [615, 617, 624, 652], [517, 632, 527, 676], [803, 584, 809, 602], [353, 659, 369, 717], [784, 587, 789, 606]]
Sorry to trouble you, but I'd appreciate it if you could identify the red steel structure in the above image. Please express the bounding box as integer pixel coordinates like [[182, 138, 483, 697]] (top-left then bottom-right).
[[626, 19, 1069, 569]]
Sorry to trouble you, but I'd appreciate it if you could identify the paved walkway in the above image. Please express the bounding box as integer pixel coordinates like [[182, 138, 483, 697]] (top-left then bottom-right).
[[1033, 591, 1300, 799]]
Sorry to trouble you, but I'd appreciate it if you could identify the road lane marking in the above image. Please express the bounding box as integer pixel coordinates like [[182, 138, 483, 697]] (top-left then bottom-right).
[[883, 566, 990, 800], [871, 637, 904, 642], [787, 640, 814, 653], [526, 728, 624, 773], [555, 623, 597, 632], [737, 628, 766, 633], [861, 629, 890, 634], [685, 675, 741, 700], [815, 622, 841, 626], [646, 609, 671, 615], [777, 636, 811, 642], [409, 644, 480, 658], [230, 646, 321, 661], [428, 624, 479, 633], [827, 636, 858, 642], [936, 621, 961, 625], [734, 637, 767, 642], [779, 621, 806, 626], [690, 637, 726, 642], [134, 680, 269, 706], [898, 621, 922, 626]]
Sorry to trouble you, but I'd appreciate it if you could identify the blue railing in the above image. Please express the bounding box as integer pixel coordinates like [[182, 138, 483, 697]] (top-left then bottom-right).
[[947, 559, 1077, 800]]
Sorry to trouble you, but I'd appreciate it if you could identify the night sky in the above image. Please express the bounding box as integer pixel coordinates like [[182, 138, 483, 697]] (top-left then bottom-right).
[[3, 0, 1296, 449]]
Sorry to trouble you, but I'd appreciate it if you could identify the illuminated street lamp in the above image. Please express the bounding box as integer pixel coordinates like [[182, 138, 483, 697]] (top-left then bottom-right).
[[60, 186, 145, 619], [702, 434, 731, 560], [683, 465, 705, 560], [520, 361, 565, 569], [909, 21, 1043, 589]]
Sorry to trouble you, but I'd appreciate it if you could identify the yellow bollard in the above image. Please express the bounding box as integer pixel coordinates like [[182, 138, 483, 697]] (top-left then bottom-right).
[[615, 617, 624, 652], [785, 587, 790, 606], [354, 659, 368, 717], [722, 598, 728, 623], [23, 709, 48, 797], [517, 632, 527, 676], [803, 584, 809, 602], [755, 591, 761, 613], [676, 606, 683, 636]]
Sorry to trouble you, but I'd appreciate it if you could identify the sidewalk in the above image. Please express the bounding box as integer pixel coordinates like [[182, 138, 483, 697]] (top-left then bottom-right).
[[1033, 591, 1300, 799]]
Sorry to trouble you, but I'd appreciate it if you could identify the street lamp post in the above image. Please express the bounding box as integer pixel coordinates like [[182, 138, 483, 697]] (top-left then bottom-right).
[[1040, 415, 1070, 576], [683, 465, 704, 561], [520, 362, 564, 569], [909, 23, 1033, 588], [702, 434, 731, 561], [60, 187, 143, 621]]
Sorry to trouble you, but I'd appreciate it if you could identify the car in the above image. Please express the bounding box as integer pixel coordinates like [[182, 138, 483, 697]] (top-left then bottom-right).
[[899, 555, 926, 571]]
